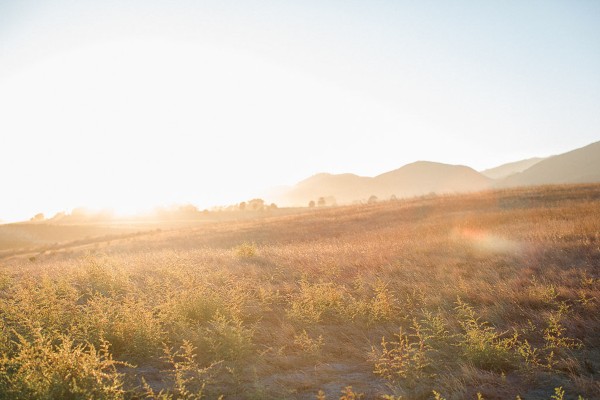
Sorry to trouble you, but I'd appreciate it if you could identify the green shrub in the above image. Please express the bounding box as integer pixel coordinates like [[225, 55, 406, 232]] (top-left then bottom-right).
[[371, 326, 431, 385], [543, 302, 582, 351], [81, 295, 165, 359], [74, 257, 131, 298], [293, 329, 324, 356], [3, 277, 81, 339], [235, 243, 257, 258], [143, 341, 220, 400], [455, 299, 519, 372], [287, 280, 348, 324], [167, 288, 228, 325], [368, 281, 399, 322], [201, 312, 254, 362], [0, 331, 127, 400]]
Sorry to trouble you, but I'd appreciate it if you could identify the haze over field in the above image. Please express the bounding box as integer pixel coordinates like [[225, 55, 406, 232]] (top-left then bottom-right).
[[1, 1, 599, 221]]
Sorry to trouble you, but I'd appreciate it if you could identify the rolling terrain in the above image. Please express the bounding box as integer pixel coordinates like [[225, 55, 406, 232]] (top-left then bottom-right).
[[498, 141, 600, 188], [279, 162, 492, 206], [374, 161, 491, 198], [0, 184, 598, 399], [274, 141, 600, 207], [480, 157, 544, 179]]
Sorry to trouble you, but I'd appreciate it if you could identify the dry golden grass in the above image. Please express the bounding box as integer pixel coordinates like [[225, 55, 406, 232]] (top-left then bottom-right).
[[0, 184, 599, 399]]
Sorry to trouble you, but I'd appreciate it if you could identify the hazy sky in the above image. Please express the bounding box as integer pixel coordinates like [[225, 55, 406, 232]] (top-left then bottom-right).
[[1, 0, 599, 221]]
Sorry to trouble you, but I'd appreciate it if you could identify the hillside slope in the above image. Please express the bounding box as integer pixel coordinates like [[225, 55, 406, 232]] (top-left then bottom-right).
[[374, 161, 491, 198], [279, 162, 492, 206], [499, 141, 600, 187], [276, 141, 600, 206], [481, 157, 544, 179], [280, 173, 373, 206]]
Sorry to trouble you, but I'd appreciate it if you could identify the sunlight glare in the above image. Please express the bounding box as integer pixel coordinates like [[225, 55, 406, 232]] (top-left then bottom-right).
[[0, 37, 409, 221]]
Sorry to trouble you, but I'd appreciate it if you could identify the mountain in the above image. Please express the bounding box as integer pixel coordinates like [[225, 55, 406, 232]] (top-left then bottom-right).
[[481, 157, 544, 179], [498, 141, 600, 187], [273, 140, 600, 207], [373, 161, 492, 198], [277, 162, 492, 206], [280, 173, 373, 206]]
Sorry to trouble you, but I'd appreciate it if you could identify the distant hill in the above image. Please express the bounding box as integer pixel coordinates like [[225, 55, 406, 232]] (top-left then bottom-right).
[[277, 162, 492, 206], [498, 141, 600, 187], [374, 161, 492, 198], [280, 173, 373, 206], [481, 157, 544, 179], [274, 140, 600, 207]]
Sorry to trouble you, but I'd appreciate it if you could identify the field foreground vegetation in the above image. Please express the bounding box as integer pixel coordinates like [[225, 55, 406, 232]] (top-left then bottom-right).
[[0, 185, 599, 399]]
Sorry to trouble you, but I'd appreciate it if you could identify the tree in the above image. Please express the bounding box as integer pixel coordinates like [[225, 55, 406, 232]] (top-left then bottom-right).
[[308, 200, 316, 208], [30, 213, 45, 222], [317, 197, 326, 207], [248, 198, 265, 211], [368, 195, 378, 204]]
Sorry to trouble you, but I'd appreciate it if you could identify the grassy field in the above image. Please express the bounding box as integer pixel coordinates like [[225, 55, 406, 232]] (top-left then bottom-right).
[[0, 184, 599, 399]]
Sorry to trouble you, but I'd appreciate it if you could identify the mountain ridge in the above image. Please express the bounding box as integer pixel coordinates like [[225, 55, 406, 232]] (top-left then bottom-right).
[[273, 140, 600, 206], [481, 157, 545, 179], [498, 141, 600, 188]]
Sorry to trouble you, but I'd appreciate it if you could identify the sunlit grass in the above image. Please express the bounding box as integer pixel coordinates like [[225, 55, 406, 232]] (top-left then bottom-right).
[[0, 184, 598, 398]]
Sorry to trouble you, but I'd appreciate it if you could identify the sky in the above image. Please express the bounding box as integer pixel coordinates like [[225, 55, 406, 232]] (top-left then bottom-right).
[[1, 0, 599, 222]]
